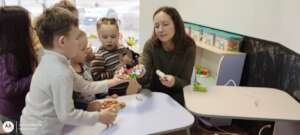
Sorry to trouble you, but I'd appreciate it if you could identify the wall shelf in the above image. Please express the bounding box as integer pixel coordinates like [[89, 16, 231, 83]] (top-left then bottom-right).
[[193, 43, 246, 88]]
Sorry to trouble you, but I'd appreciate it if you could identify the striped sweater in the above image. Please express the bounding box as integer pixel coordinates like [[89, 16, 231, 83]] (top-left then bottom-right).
[[91, 47, 129, 96]]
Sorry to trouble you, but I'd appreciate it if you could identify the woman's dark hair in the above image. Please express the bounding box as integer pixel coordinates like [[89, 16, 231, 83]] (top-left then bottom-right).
[[0, 6, 37, 77], [150, 6, 195, 51]]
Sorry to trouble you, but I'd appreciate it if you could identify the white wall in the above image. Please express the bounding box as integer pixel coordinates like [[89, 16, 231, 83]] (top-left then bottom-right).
[[139, 0, 178, 52], [278, 0, 300, 53], [177, 0, 281, 43], [140, 0, 300, 53]]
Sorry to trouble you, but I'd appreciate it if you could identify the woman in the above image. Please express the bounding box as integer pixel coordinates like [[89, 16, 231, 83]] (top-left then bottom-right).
[[0, 6, 37, 123], [138, 6, 196, 106]]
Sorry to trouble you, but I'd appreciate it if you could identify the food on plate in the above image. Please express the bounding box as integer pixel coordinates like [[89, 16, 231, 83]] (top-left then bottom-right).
[[100, 100, 126, 111]]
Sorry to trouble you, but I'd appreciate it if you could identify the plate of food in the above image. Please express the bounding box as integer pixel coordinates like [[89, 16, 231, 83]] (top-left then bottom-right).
[[87, 95, 126, 113], [100, 99, 126, 113]]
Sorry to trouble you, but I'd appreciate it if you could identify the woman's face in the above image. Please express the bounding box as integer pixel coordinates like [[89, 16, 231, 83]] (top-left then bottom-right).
[[153, 11, 175, 43]]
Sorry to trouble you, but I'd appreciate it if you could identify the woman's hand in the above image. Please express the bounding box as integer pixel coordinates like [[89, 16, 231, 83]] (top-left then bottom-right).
[[159, 74, 175, 88]]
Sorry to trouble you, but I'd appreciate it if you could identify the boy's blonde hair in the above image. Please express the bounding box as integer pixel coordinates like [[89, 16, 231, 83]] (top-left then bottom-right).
[[96, 17, 119, 31]]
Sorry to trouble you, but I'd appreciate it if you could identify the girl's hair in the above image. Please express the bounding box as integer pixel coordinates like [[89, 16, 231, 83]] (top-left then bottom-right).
[[53, 0, 78, 16], [0, 6, 37, 77], [96, 17, 119, 31], [149, 6, 195, 51]]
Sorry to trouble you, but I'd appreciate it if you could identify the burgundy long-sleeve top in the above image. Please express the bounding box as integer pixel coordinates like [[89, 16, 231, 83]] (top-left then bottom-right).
[[0, 53, 32, 120]]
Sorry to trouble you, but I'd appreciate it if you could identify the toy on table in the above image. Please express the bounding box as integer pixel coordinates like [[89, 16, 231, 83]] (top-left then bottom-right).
[[193, 82, 207, 92], [195, 65, 209, 77], [193, 65, 208, 92]]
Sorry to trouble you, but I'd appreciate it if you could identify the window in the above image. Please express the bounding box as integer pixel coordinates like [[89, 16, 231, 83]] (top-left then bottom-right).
[[76, 0, 140, 52], [1, 0, 140, 52]]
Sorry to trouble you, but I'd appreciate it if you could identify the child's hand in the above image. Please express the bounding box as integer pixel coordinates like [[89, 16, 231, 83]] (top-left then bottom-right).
[[98, 109, 117, 126], [87, 100, 102, 112], [160, 74, 175, 88], [107, 70, 130, 88], [114, 67, 130, 81]]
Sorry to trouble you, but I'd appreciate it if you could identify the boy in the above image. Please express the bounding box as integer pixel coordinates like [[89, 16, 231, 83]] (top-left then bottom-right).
[[20, 7, 127, 135]]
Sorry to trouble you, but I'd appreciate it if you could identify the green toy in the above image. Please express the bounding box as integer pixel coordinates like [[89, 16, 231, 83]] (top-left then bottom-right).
[[88, 34, 98, 39], [127, 37, 137, 46], [193, 83, 207, 92], [128, 72, 138, 78]]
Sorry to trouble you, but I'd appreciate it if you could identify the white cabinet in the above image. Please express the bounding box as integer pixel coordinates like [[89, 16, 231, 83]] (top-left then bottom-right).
[[192, 42, 246, 88]]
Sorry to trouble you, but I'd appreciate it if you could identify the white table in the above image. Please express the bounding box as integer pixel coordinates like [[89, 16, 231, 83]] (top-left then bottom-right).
[[184, 85, 300, 121], [64, 92, 194, 135], [184, 85, 300, 135]]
